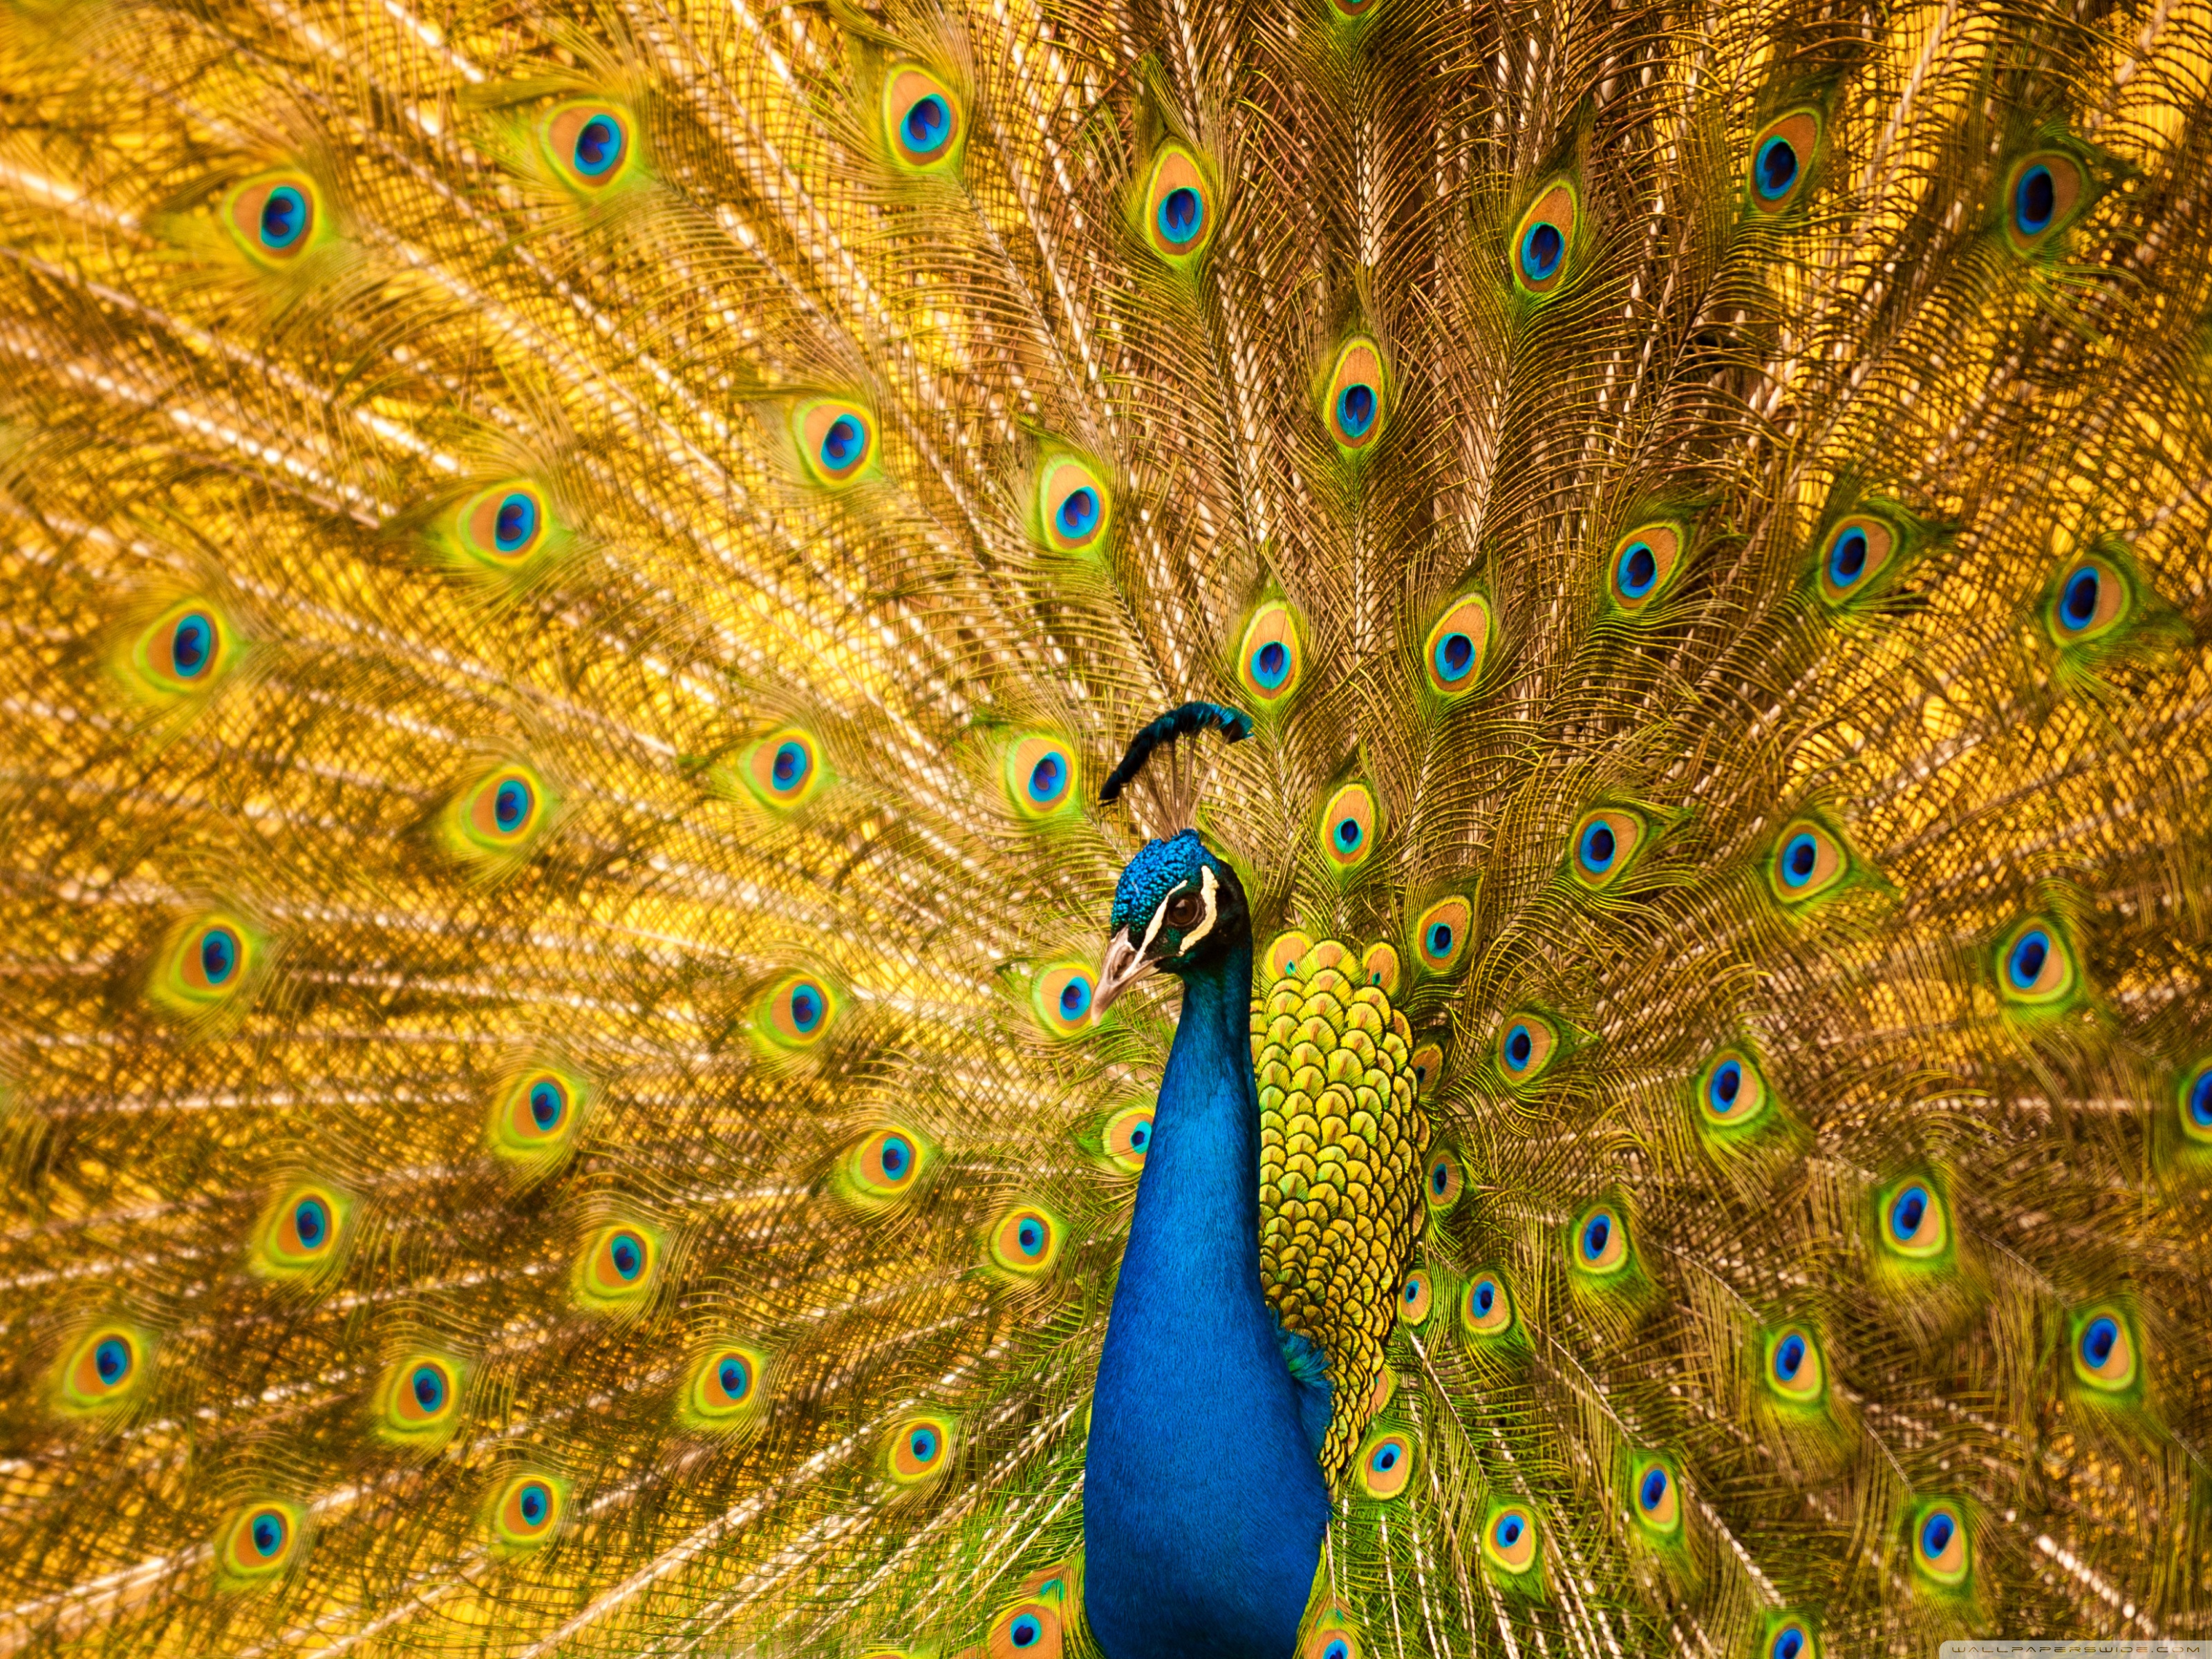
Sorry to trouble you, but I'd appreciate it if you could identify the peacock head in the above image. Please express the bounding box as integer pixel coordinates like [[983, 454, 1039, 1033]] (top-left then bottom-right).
[[1093, 831, 1251, 1015]]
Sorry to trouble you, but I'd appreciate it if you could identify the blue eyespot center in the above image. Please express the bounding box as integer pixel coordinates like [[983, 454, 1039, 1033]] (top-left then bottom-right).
[[789, 984, 824, 1032], [94, 1336, 130, 1385], [1252, 640, 1289, 688], [1773, 1629, 1805, 1659], [1638, 1467, 1668, 1510], [1775, 1333, 1806, 1379], [1495, 1515, 1523, 1546], [251, 1514, 284, 1557], [1505, 1026, 1533, 1069], [1828, 527, 1868, 586], [1029, 753, 1065, 801], [1582, 1215, 1611, 1259], [770, 740, 808, 791], [1579, 821, 1616, 872], [1781, 832, 1817, 885], [1372, 1443, 1400, 1472], [494, 492, 538, 552], [821, 415, 865, 470], [1427, 923, 1454, 957], [1618, 541, 1657, 597], [610, 1234, 643, 1280], [1057, 975, 1091, 1019], [1709, 1060, 1743, 1113], [1920, 1511, 1956, 1557], [2060, 566, 2099, 629], [1756, 135, 1799, 200], [910, 1427, 938, 1461], [2016, 163, 2055, 234], [519, 1482, 550, 1525], [903, 94, 950, 153], [1323, 1642, 1349, 1659], [1474, 1281, 1496, 1314], [200, 927, 238, 986], [294, 1198, 328, 1248], [494, 778, 531, 834], [1130, 1123, 1150, 1148], [2082, 1315, 2119, 1367], [1520, 219, 1564, 281], [2008, 929, 2051, 988], [171, 614, 213, 677], [718, 1356, 750, 1398], [1056, 486, 1100, 539], [574, 115, 622, 177], [1011, 1615, 1043, 1648], [1434, 630, 1475, 681], [1158, 186, 1203, 245], [1016, 1219, 1044, 1256], [1335, 816, 1363, 851], [1891, 1185, 1929, 1239], [411, 1364, 446, 1412], [1336, 381, 1377, 438], [529, 1080, 564, 1131], [879, 1134, 912, 1179], [259, 186, 307, 250], [1403, 1278, 1421, 1304], [2191, 1068, 2212, 1127]]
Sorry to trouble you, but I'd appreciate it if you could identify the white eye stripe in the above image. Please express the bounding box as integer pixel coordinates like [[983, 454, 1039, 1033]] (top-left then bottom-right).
[[1140, 865, 1219, 953]]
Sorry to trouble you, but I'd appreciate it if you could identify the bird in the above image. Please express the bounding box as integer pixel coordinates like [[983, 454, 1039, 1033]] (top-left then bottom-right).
[[1, 0, 2210, 1650]]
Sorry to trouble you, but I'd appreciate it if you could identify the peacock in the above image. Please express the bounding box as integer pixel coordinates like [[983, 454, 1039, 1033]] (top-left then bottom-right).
[[3, 0, 2211, 1649]]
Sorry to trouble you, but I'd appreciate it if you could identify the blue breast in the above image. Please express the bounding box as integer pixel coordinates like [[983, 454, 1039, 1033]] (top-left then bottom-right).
[[1083, 944, 1330, 1659]]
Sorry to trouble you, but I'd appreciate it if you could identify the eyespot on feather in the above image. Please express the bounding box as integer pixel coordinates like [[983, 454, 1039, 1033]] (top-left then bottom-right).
[[1323, 337, 1388, 453], [2069, 1305, 2139, 1394], [1036, 454, 1111, 555], [1606, 523, 1683, 611], [2180, 1060, 2212, 1146], [1141, 146, 1216, 265], [1356, 1430, 1414, 1500], [989, 1204, 1061, 1275], [1568, 808, 1643, 889], [1696, 1048, 1771, 1130], [1410, 1042, 1443, 1096], [1413, 897, 1471, 974], [1102, 1106, 1154, 1172], [848, 1126, 929, 1199], [1359, 942, 1400, 995], [1628, 1454, 1681, 1537], [1571, 1203, 1629, 1277], [1032, 962, 1097, 1036], [1768, 818, 1848, 903], [60, 1324, 151, 1414], [1301, 1623, 1361, 1659], [883, 66, 963, 171], [1764, 1324, 1826, 1404], [1421, 594, 1490, 695], [1747, 110, 1820, 212], [1481, 1503, 1540, 1577], [686, 1344, 769, 1424], [1815, 514, 1897, 606], [252, 1183, 350, 1280], [987, 1600, 1062, 1659], [1996, 919, 2075, 1007], [1398, 1270, 1433, 1327], [885, 1414, 955, 1482], [489, 1067, 590, 1165], [740, 727, 826, 809], [492, 1474, 564, 1547], [1765, 1617, 1818, 1659], [2003, 150, 2087, 253], [1910, 1500, 1969, 1586], [456, 765, 549, 856], [218, 1501, 303, 1584], [223, 172, 326, 265], [1425, 1147, 1463, 1208], [575, 1223, 659, 1311], [1511, 182, 1576, 296], [1236, 601, 1304, 704], [129, 601, 238, 697], [1877, 1176, 1949, 1261], [1265, 930, 1314, 982], [456, 483, 552, 568], [152, 912, 263, 1017], [379, 1353, 463, 1441], [1006, 735, 1077, 818], [1319, 783, 1378, 871], [760, 975, 837, 1047], [2045, 553, 2131, 645], [1461, 1268, 1515, 1337], [793, 397, 878, 487], [1494, 1013, 1557, 1085], [541, 101, 637, 193]]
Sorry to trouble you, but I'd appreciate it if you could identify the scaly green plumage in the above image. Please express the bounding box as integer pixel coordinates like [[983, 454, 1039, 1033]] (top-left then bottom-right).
[[3, 0, 2212, 1651]]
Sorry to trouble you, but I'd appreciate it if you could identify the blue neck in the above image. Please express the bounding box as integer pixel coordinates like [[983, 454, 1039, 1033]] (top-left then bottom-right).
[[1082, 941, 1328, 1659]]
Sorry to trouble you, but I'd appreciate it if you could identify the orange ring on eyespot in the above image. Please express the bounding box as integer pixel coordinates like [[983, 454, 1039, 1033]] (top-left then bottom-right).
[[462, 484, 550, 565], [1630, 1456, 1680, 1534], [851, 1127, 924, 1196], [1237, 603, 1304, 704], [1697, 1049, 1768, 1128], [1816, 514, 1897, 605], [543, 102, 635, 191], [2047, 554, 2130, 644], [1769, 818, 1846, 903], [763, 975, 835, 1046], [987, 1600, 1062, 1659], [1570, 808, 1644, 889], [2070, 1305, 2138, 1393], [1879, 1177, 1948, 1259], [1367, 1367, 1396, 1416], [1410, 1042, 1443, 1096], [691, 1344, 767, 1418], [888, 1415, 953, 1481], [1302, 1618, 1362, 1659], [496, 1474, 561, 1541], [221, 1503, 299, 1577], [1324, 338, 1387, 452], [1512, 182, 1577, 295], [1484, 1503, 1539, 1573], [2003, 151, 2085, 253], [1997, 918, 2074, 1005], [1573, 1205, 1628, 1275], [66, 1327, 140, 1405], [1425, 1148, 1462, 1208], [1422, 596, 1490, 694], [1103, 1106, 1154, 1172], [1398, 1271, 1433, 1327], [1359, 942, 1400, 995], [1265, 930, 1313, 982], [991, 1206, 1060, 1274], [742, 727, 823, 807], [389, 1357, 458, 1427], [1609, 523, 1683, 610], [1358, 1431, 1414, 1499], [1413, 897, 1471, 973], [1765, 1325, 1824, 1403], [794, 399, 877, 487], [269, 1187, 340, 1265], [225, 173, 319, 263], [884, 66, 962, 169], [1007, 735, 1077, 816], [1320, 784, 1378, 870], [1747, 110, 1821, 213], [502, 1071, 572, 1146], [177, 919, 247, 996], [140, 603, 228, 690], [1911, 1501, 1969, 1584], [1033, 962, 1096, 1036], [468, 767, 541, 844], [1462, 1270, 1513, 1336], [585, 1226, 655, 1297], [1143, 146, 1216, 265], [1038, 456, 1110, 554], [1495, 1015, 1555, 1083]]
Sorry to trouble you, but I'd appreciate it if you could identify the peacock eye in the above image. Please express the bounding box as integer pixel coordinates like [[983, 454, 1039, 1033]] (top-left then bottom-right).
[[1164, 892, 1203, 930]]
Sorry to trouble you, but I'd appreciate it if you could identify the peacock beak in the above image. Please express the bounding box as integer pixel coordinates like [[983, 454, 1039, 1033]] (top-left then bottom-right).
[[1091, 929, 1154, 1022]]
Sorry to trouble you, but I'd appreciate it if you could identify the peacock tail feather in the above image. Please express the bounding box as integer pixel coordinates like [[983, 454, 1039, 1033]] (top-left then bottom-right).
[[3, 0, 2211, 1649]]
